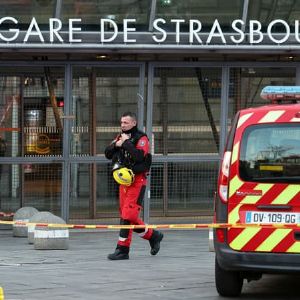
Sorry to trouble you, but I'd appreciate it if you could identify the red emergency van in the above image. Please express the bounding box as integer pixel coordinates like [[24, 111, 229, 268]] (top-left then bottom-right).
[[214, 86, 300, 296]]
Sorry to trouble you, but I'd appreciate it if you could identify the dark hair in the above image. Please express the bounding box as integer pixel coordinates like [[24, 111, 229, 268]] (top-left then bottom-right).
[[121, 111, 137, 121]]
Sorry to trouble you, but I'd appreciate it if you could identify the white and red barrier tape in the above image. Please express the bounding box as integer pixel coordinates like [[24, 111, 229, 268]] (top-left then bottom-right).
[[2, 220, 300, 230]]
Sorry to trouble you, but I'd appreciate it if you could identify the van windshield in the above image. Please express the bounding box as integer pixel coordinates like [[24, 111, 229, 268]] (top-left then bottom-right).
[[239, 124, 300, 183]]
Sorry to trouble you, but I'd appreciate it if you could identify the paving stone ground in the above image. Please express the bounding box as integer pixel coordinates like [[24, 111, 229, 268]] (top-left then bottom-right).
[[0, 229, 299, 300]]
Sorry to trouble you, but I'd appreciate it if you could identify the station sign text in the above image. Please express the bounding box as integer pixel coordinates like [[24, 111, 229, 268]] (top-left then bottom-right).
[[0, 17, 299, 45]]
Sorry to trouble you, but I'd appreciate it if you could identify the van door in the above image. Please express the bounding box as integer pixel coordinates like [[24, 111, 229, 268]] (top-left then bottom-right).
[[227, 111, 300, 253]]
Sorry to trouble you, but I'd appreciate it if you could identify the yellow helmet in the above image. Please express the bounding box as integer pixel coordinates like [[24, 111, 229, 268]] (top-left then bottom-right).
[[113, 167, 135, 186]]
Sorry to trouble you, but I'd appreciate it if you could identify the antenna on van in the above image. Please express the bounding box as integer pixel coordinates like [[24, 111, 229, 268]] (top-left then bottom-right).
[[260, 86, 300, 104]]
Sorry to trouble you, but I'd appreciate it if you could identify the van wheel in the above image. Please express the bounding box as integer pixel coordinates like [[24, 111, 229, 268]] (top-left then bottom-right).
[[215, 257, 243, 297]]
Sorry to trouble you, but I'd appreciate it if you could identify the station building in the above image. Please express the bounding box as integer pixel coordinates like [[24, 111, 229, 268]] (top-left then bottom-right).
[[0, 0, 300, 222]]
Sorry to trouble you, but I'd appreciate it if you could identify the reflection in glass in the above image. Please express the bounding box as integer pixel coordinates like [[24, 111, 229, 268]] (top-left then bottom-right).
[[61, 0, 150, 29], [0, 67, 65, 157], [1, 0, 55, 23], [71, 67, 140, 156], [151, 161, 218, 213], [248, 0, 300, 25], [228, 67, 295, 123], [153, 67, 221, 154], [156, 0, 242, 30], [240, 124, 300, 182], [0, 163, 62, 216]]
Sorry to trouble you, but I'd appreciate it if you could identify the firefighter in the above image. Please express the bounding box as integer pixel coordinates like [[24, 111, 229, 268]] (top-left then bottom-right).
[[105, 112, 163, 260]]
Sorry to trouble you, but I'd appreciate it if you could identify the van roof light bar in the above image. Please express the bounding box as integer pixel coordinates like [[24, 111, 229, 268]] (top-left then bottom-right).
[[261, 86, 300, 103]]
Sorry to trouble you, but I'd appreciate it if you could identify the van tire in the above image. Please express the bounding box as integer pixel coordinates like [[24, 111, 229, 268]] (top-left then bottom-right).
[[215, 257, 243, 297]]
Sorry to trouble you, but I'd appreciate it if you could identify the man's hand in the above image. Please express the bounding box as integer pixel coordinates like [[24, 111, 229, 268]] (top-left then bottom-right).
[[115, 133, 130, 147]]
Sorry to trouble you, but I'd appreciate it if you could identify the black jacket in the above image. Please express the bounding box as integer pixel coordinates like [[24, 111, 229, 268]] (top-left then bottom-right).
[[105, 127, 151, 174]]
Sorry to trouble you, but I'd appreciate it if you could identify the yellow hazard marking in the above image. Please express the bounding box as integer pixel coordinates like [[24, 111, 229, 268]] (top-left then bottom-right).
[[272, 185, 300, 205], [237, 112, 253, 128], [229, 175, 243, 198], [255, 229, 291, 252], [229, 183, 272, 224], [241, 183, 273, 205], [287, 242, 300, 253], [0, 287, 4, 300], [258, 110, 285, 123], [228, 204, 241, 224], [260, 165, 283, 171], [231, 142, 239, 165], [230, 227, 261, 250]]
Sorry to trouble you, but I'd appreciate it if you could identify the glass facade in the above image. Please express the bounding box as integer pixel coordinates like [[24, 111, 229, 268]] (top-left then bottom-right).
[[2, 1, 300, 30], [0, 66, 65, 158], [153, 67, 221, 154], [156, 0, 242, 28], [1, 0, 55, 23], [228, 67, 296, 123], [0, 66, 64, 214], [247, 0, 300, 25], [0, 62, 297, 220], [62, 0, 150, 28], [0, 1, 299, 221]]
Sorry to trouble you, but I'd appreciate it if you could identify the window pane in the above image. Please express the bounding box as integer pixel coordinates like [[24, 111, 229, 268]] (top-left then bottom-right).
[[71, 67, 140, 156], [0, 163, 62, 215], [0, 66, 65, 158], [156, 0, 242, 30], [61, 0, 150, 29], [228, 67, 296, 124], [240, 124, 300, 182], [248, 0, 300, 26], [1, 0, 55, 23], [69, 163, 119, 219], [153, 67, 221, 154], [150, 161, 218, 214]]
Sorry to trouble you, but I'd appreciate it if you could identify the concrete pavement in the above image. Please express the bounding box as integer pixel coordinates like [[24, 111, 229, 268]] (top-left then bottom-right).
[[1, 229, 215, 300], [1, 228, 300, 299]]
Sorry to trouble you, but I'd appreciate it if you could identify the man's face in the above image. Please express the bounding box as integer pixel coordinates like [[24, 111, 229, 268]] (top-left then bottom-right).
[[120, 116, 136, 132]]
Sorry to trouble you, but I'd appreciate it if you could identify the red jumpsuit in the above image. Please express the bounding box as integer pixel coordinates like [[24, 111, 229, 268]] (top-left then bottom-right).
[[117, 135, 153, 248], [105, 130, 154, 250]]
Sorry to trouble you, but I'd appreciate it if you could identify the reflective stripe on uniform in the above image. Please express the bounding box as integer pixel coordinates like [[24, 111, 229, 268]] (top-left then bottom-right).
[[138, 227, 148, 237]]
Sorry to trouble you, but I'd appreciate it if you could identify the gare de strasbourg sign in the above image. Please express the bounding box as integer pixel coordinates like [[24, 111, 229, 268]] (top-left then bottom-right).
[[1, 16, 300, 45]]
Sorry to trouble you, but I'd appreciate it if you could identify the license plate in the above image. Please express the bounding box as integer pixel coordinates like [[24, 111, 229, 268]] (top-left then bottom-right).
[[245, 211, 300, 224]]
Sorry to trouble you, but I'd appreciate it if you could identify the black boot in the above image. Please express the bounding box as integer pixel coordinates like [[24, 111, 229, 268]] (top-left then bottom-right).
[[149, 230, 164, 255], [107, 245, 129, 260]]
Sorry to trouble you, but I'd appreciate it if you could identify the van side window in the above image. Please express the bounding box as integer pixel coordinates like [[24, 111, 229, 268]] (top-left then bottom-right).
[[239, 124, 300, 183]]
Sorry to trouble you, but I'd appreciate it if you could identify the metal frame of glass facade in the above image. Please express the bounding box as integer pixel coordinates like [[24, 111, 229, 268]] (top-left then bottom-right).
[[0, 60, 300, 222]]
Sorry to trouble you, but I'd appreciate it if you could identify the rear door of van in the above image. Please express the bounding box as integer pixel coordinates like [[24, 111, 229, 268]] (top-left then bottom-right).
[[227, 106, 300, 253]]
